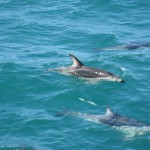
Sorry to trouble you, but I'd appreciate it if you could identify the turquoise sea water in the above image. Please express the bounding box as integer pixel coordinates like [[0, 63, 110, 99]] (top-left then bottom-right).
[[0, 0, 150, 149]]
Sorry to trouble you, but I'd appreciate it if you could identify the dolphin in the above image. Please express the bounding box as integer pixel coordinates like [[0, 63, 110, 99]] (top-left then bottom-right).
[[95, 41, 150, 51], [56, 108, 149, 128], [52, 54, 125, 83], [122, 41, 150, 50]]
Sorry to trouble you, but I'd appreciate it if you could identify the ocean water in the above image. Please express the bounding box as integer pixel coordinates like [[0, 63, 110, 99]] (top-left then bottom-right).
[[0, 0, 150, 149]]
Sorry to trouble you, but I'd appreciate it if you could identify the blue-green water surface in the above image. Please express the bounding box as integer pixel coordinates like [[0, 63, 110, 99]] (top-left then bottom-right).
[[0, 0, 150, 150]]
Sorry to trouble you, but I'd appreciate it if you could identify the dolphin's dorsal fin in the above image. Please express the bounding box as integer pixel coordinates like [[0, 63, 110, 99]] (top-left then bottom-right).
[[69, 54, 84, 67], [105, 108, 114, 117]]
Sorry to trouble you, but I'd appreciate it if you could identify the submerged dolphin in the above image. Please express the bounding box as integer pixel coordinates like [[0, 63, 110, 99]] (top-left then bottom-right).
[[56, 108, 149, 128], [95, 41, 150, 51], [121, 41, 150, 50], [52, 54, 125, 83]]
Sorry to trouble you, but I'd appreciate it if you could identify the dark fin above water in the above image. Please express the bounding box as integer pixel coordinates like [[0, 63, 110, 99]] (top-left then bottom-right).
[[69, 54, 84, 67]]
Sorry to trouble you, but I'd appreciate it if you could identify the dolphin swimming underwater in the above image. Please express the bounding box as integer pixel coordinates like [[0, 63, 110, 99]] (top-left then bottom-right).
[[56, 108, 149, 128], [95, 41, 150, 51], [52, 54, 125, 83]]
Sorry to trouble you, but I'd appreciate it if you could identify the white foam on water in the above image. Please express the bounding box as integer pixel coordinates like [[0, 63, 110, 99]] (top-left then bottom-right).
[[114, 126, 150, 140], [119, 67, 126, 78], [78, 98, 98, 106]]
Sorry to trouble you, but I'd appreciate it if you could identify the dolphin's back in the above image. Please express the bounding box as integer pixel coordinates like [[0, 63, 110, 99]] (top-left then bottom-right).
[[70, 67, 113, 78], [103, 114, 148, 127]]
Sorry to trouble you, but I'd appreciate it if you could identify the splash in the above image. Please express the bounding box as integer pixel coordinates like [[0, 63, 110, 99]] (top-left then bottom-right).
[[119, 67, 126, 78]]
